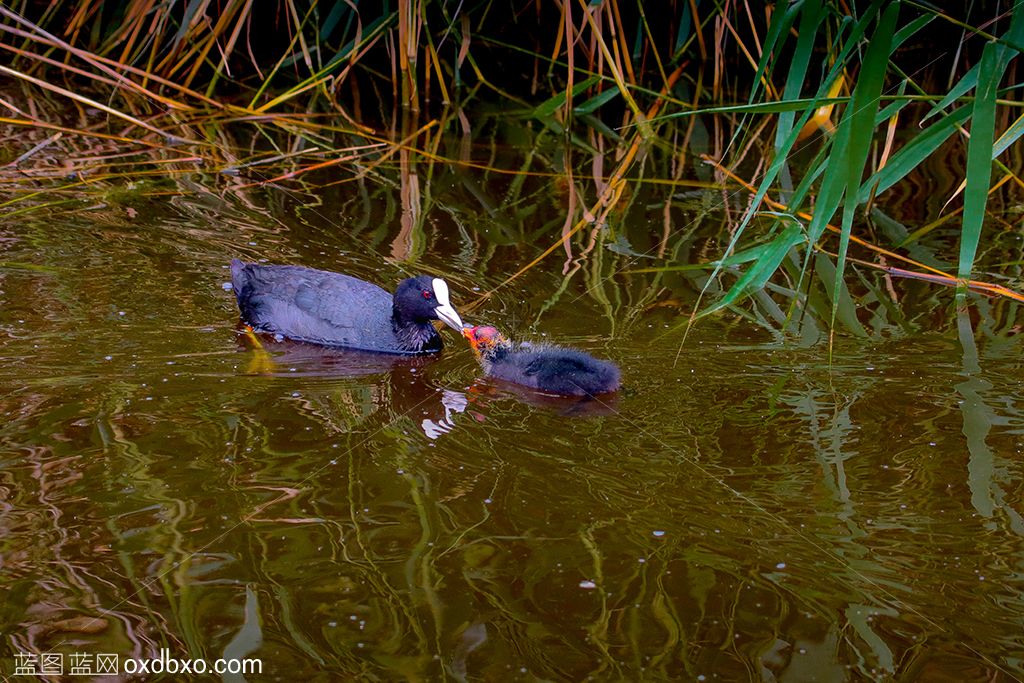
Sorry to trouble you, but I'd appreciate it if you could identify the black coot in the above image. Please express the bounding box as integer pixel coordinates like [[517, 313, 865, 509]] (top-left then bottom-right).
[[462, 325, 621, 396], [230, 260, 463, 354]]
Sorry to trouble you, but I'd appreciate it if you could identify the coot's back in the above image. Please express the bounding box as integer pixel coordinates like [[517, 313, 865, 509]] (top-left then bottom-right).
[[230, 260, 433, 354]]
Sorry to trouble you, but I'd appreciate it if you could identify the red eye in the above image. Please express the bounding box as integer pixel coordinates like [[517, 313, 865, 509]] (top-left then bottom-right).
[[422, 291, 432, 300]]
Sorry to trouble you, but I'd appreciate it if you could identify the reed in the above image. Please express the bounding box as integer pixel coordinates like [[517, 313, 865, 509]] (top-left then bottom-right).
[[1, 1, 1022, 337]]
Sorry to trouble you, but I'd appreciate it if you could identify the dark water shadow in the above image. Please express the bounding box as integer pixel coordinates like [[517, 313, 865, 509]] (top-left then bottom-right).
[[232, 328, 471, 441], [234, 328, 441, 378], [465, 376, 620, 417]]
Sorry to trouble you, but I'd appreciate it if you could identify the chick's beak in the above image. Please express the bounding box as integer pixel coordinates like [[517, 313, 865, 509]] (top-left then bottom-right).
[[461, 327, 483, 357]]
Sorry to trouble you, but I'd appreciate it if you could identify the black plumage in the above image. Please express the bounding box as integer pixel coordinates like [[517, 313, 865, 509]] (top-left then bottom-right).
[[462, 325, 621, 396], [230, 260, 462, 354]]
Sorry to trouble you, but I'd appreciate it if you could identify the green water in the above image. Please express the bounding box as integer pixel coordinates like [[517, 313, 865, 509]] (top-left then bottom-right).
[[1, 123, 1023, 681]]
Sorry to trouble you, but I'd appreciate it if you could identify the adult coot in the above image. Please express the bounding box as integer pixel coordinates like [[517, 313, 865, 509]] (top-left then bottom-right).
[[230, 260, 463, 354], [462, 325, 620, 396]]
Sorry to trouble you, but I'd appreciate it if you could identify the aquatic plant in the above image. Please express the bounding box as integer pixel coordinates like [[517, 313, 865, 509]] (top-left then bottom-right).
[[0, 1, 1022, 341]]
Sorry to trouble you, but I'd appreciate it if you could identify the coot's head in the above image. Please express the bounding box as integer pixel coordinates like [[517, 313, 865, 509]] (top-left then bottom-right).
[[393, 276, 464, 331], [461, 325, 510, 359]]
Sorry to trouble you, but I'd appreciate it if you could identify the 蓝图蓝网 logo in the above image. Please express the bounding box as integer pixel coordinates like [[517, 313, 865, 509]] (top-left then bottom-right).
[[11, 649, 260, 676], [12, 651, 119, 676]]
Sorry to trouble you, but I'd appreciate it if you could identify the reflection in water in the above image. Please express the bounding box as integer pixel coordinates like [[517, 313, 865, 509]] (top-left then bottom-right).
[[466, 377, 621, 417], [421, 390, 468, 440], [955, 302, 1024, 535], [0, 123, 1023, 680], [235, 333, 471, 441]]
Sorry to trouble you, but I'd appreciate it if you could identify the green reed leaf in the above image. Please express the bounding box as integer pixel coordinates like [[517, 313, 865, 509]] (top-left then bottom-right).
[[749, 0, 803, 106], [832, 2, 898, 337], [993, 110, 1024, 158], [701, 223, 807, 317], [575, 88, 620, 115], [774, 1, 825, 151], [857, 106, 971, 203], [959, 41, 1000, 280], [533, 76, 601, 119]]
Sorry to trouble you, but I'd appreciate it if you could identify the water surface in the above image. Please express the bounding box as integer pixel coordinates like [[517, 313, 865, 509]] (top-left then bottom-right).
[[1, 115, 1023, 681]]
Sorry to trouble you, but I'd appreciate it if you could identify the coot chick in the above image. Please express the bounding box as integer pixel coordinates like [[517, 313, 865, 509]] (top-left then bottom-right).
[[230, 260, 463, 354], [462, 325, 621, 396]]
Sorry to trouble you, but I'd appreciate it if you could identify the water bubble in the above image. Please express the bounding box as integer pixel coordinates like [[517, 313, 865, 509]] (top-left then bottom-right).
[[579, 580, 597, 589], [652, 530, 666, 537], [776, 562, 786, 570]]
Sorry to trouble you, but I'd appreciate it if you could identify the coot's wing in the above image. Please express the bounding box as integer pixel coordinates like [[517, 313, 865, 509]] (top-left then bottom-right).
[[236, 264, 397, 351], [291, 273, 396, 349]]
